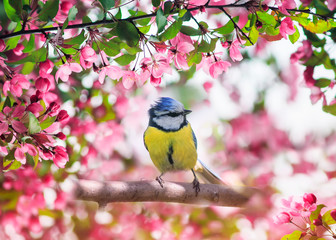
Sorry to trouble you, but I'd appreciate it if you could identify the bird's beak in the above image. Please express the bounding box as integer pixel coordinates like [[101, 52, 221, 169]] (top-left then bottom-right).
[[184, 109, 192, 115]]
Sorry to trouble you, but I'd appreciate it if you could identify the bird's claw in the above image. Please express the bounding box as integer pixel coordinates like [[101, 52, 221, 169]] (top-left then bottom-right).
[[192, 178, 200, 196], [156, 176, 164, 188]]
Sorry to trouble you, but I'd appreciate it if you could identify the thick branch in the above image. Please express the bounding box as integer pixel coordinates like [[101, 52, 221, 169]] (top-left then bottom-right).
[[0, 3, 334, 40], [75, 180, 256, 207]]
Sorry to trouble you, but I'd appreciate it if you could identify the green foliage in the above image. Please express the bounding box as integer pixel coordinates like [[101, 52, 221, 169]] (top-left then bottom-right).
[[116, 21, 140, 47], [180, 26, 203, 36], [114, 54, 136, 66], [98, 0, 115, 10], [3, 0, 22, 22], [12, 47, 47, 64], [38, 0, 60, 22], [323, 209, 336, 225], [160, 18, 183, 41], [28, 112, 42, 135], [280, 230, 302, 240], [156, 8, 167, 33]]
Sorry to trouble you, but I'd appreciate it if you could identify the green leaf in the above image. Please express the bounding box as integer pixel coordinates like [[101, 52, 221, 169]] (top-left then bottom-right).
[[289, 25, 300, 44], [40, 116, 57, 130], [115, 8, 122, 19], [198, 38, 217, 52], [12, 47, 47, 64], [4, 0, 22, 22], [322, 209, 336, 225], [3, 96, 12, 109], [22, 34, 35, 53], [21, 62, 35, 75], [310, 204, 326, 231], [245, 26, 259, 46], [98, 0, 115, 9], [156, 8, 167, 33], [114, 54, 136, 66], [38, 0, 60, 22], [180, 26, 202, 36], [323, 104, 336, 116], [152, 0, 161, 8], [5, 24, 22, 50], [160, 18, 182, 41], [62, 5, 78, 30], [164, 1, 173, 15], [214, 18, 237, 35], [179, 9, 188, 19], [129, 10, 151, 26], [8, 160, 22, 170], [116, 21, 140, 47], [280, 230, 302, 240], [28, 112, 42, 135], [257, 11, 276, 25], [315, 78, 331, 88], [138, 25, 151, 34], [63, 30, 86, 45], [304, 20, 334, 34], [101, 40, 120, 56]]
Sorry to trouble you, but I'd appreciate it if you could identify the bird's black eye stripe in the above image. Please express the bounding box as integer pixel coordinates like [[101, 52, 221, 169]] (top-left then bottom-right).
[[163, 112, 182, 117]]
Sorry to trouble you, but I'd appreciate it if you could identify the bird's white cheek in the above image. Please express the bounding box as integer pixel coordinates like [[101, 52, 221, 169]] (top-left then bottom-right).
[[153, 116, 184, 130]]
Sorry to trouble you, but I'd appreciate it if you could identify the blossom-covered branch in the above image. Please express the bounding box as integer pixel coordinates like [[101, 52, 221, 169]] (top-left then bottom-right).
[[75, 180, 255, 207]]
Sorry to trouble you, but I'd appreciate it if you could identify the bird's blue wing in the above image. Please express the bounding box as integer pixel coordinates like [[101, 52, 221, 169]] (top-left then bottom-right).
[[191, 128, 197, 149]]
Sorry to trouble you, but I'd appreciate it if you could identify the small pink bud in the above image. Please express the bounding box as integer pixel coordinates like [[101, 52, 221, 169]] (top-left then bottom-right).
[[57, 110, 69, 124], [330, 209, 336, 221], [273, 212, 292, 225], [262, 4, 269, 11], [35, 77, 51, 92], [313, 214, 322, 226], [303, 193, 317, 205], [55, 132, 66, 140]]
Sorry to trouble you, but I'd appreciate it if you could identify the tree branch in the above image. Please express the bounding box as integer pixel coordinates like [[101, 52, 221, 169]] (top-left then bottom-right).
[[75, 180, 256, 207], [0, 3, 334, 40]]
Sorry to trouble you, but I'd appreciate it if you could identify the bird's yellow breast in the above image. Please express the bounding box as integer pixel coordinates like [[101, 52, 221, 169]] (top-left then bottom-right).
[[144, 124, 197, 173]]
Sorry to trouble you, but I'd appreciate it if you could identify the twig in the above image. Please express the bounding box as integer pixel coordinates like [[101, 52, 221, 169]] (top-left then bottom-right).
[[74, 179, 256, 207], [0, 3, 334, 40], [220, 7, 254, 45]]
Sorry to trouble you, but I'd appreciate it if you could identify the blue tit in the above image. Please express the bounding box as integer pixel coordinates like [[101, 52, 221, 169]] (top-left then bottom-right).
[[143, 97, 223, 195]]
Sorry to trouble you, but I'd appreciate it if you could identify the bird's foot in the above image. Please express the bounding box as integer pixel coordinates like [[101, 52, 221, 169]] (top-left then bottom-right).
[[192, 178, 200, 197], [156, 175, 164, 188]]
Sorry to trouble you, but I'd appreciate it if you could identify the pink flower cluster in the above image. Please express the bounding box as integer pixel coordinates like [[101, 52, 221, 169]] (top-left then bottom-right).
[[274, 193, 317, 225]]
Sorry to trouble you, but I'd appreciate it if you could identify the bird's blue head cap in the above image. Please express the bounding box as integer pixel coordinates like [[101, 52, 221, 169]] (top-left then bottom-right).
[[149, 97, 191, 117]]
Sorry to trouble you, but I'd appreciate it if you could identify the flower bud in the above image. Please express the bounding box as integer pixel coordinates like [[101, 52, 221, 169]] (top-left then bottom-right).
[[303, 193, 317, 205], [330, 209, 336, 221], [55, 132, 66, 140]]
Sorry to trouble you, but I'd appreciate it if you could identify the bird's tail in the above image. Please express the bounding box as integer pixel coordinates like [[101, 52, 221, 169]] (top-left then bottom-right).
[[193, 159, 225, 185]]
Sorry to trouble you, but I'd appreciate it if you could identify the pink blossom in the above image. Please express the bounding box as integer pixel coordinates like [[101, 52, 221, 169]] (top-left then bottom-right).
[[279, 17, 296, 39], [223, 40, 243, 62], [140, 53, 171, 79], [122, 71, 138, 89], [13, 43, 25, 56], [275, 0, 296, 15], [290, 40, 312, 63], [303, 193, 317, 205], [0, 39, 6, 52], [47, 102, 61, 117], [57, 110, 70, 124], [3, 74, 30, 97], [53, 146, 69, 168], [56, 132, 66, 140], [150, 75, 161, 87], [310, 87, 325, 105], [273, 212, 292, 224], [188, 0, 208, 6], [203, 81, 213, 93], [35, 77, 51, 92], [55, 63, 82, 82], [209, 60, 231, 78], [54, 191, 68, 210], [169, 41, 195, 70], [0, 106, 27, 135], [15, 147, 26, 164], [327, 0, 336, 10], [39, 59, 54, 77], [27, 102, 44, 116], [304, 66, 315, 88], [80, 45, 98, 69], [330, 209, 336, 221], [98, 65, 123, 84]]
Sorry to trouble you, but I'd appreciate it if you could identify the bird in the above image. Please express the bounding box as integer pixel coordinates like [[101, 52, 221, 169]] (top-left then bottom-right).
[[143, 97, 224, 196]]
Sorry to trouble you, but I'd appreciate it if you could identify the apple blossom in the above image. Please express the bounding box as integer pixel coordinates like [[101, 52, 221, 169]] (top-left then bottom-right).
[[55, 63, 82, 82], [279, 17, 296, 39]]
